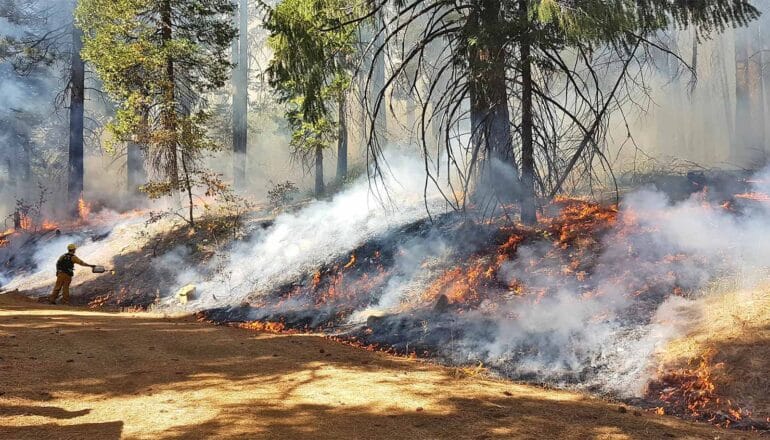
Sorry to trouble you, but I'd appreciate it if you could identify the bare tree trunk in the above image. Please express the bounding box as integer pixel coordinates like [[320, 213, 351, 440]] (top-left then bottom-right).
[[232, 0, 248, 189], [315, 146, 325, 197], [336, 97, 348, 182], [68, 24, 85, 218], [518, 0, 536, 225], [160, 0, 179, 198]]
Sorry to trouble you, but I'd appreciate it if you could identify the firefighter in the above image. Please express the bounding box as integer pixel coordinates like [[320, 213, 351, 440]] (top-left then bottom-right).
[[48, 243, 96, 305]]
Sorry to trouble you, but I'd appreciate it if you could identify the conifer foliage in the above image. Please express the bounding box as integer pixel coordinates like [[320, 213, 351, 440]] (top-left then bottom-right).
[[77, 0, 236, 225]]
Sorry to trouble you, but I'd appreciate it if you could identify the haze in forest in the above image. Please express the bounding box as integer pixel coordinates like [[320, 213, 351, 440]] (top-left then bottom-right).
[[0, 0, 766, 225], [3, 2, 770, 428]]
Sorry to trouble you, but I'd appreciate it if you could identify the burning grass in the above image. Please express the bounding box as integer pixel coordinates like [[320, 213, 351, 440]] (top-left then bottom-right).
[[6, 183, 770, 433], [734, 192, 770, 202], [645, 284, 770, 430], [199, 194, 770, 432], [646, 349, 748, 427]]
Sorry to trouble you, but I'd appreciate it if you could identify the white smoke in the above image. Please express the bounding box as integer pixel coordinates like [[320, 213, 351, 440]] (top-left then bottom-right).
[[4, 149, 769, 400], [165, 163, 770, 397], [464, 175, 770, 396], [187, 151, 451, 306], [0, 210, 176, 292]]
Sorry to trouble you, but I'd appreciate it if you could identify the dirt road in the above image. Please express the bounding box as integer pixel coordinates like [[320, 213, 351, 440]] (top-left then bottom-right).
[[0, 293, 758, 439]]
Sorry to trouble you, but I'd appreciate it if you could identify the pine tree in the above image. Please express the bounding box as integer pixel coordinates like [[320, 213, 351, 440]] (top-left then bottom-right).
[[77, 0, 236, 226], [264, 0, 363, 197], [363, 0, 759, 224], [1, 0, 84, 218]]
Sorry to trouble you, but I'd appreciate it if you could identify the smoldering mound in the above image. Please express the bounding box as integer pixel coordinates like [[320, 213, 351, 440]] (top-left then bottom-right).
[[198, 171, 770, 397]]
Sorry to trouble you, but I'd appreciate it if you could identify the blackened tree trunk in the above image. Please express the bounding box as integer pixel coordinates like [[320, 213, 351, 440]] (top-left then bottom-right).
[[468, 9, 482, 156], [315, 146, 325, 197], [336, 96, 348, 182], [486, 48, 511, 163], [481, 0, 512, 164], [518, 0, 536, 225], [468, 56, 487, 159], [469, 0, 517, 203], [232, 0, 248, 188], [160, 0, 179, 191], [68, 25, 85, 218]]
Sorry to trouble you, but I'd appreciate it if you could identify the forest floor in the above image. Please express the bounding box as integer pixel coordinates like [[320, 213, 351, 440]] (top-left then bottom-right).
[[0, 292, 761, 440]]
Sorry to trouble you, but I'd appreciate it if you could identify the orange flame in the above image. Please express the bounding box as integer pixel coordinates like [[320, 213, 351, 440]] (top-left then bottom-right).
[[237, 321, 290, 334], [0, 227, 14, 248], [41, 220, 59, 231], [646, 349, 752, 427], [734, 192, 770, 202], [19, 214, 32, 230], [78, 195, 92, 221]]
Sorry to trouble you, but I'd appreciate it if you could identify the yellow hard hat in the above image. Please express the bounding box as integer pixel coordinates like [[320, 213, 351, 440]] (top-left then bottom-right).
[[67, 243, 77, 251]]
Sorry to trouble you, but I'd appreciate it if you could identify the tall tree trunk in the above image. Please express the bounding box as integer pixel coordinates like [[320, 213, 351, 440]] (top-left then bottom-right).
[[336, 97, 348, 182], [127, 109, 147, 195], [518, 0, 536, 225], [760, 17, 770, 161], [232, 0, 248, 189], [468, 54, 487, 160], [469, 0, 517, 206], [160, 0, 179, 195], [68, 25, 85, 218], [487, 49, 511, 163], [717, 34, 735, 156], [14, 123, 33, 213], [734, 25, 765, 166], [315, 146, 325, 197], [180, 152, 195, 227]]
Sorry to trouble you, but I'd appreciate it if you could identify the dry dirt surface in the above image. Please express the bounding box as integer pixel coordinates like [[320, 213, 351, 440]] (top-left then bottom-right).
[[0, 293, 760, 440]]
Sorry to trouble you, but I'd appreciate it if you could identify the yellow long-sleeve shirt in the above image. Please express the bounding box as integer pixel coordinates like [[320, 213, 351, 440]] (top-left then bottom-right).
[[70, 254, 90, 266]]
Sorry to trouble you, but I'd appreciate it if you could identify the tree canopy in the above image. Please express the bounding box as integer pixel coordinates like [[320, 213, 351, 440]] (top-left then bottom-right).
[[263, 0, 366, 195], [77, 0, 236, 225], [355, 0, 759, 222]]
